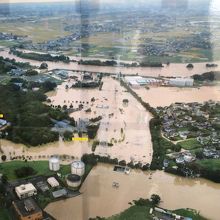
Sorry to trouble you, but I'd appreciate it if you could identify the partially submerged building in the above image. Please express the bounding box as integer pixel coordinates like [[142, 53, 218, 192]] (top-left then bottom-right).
[[124, 76, 161, 88], [12, 198, 43, 220], [168, 78, 194, 87]]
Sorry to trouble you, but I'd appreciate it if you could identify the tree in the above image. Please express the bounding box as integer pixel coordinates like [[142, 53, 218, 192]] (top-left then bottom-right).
[[150, 194, 161, 205], [63, 131, 73, 141], [1, 155, 6, 162], [42, 81, 57, 92], [15, 166, 37, 178], [40, 62, 48, 69], [186, 63, 194, 68], [25, 69, 38, 76]]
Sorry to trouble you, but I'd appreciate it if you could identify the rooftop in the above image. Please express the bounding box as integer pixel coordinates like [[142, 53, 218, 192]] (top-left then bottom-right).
[[15, 183, 36, 194], [13, 197, 42, 217]]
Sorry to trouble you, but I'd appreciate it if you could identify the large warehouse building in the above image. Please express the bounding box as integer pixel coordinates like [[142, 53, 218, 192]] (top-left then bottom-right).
[[124, 76, 161, 88], [168, 78, 194, 87]]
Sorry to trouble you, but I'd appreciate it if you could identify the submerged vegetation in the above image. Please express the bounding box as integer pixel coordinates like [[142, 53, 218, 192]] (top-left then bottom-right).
[[0, 83, 68, 146], [0, 56, 32, 75], [10, 49, 70, 63]]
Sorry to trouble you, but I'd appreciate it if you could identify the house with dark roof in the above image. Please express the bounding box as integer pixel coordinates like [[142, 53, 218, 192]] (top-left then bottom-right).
[[12, 197, 43, 220]]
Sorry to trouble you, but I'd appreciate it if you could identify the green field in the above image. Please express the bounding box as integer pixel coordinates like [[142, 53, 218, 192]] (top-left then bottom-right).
[[179, 138, 202, 150], [0, 160, 70, 180], [0, 18, 70, 43], [0, 160, 93, 183], [195, 159, 220, 172], [107, 205, 152, 220], [106, 205, 207, 220], [0, 208, 10, 220], [0, 40, 19, 47]]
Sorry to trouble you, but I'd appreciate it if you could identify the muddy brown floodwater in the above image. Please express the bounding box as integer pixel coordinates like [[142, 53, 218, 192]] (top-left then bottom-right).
[[0, 77, 153, 165], [1, 49, 220, 77], [1, 49, 220, 220], [45, 164, 220, 220], [47, 77, 153, 164], [135, 85, 220, 107]]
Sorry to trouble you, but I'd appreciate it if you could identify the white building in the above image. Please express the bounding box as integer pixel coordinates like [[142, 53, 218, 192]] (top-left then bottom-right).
[[168, 78, 194, 87], [124, 76, 161, 88], [47, 177, 60, 188], [15, 183, 37, 199], [49, 157, 60, 171]]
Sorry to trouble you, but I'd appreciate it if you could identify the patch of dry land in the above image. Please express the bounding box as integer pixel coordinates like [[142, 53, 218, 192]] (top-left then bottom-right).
[[135, 85, 220, 107]]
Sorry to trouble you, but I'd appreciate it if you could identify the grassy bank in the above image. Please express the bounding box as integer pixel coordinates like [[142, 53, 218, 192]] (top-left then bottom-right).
[[178, 138, 202, 150], [0, 160, 70, 181], [0, 160, 93, 182], [0, 208, 11, 220]]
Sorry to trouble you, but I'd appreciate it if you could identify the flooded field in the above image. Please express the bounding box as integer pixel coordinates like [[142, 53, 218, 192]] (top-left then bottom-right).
[[45, 164, 220, 220], [0, 138, 90, 163], [0, 49, 220, 77], [135, 85, 220, 107], [0, 77, 152, 164], [47, 77, 153, 164]]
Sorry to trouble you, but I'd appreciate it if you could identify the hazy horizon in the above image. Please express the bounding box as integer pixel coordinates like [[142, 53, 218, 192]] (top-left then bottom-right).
[[0, 0, 73, 3]]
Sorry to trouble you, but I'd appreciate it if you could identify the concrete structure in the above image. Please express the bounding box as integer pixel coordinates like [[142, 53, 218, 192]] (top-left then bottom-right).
[[12, 198, 43, 220], [71, 161, 85, 177], [15, 184, 37, 200], [49, 157, 60, 171], [168, 78, 194, 87], [66, 174, 81, 188], [52, 188, 68, 198], [47, 177, 59, 188]]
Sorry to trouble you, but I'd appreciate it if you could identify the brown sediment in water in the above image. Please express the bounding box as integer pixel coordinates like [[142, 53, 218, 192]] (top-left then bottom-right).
[[47, 77, 153, 164], [135, 85, 220, 107], [1, 77, 153, 164], [1, 49, 220, 77], [45, 163, 220, 220]]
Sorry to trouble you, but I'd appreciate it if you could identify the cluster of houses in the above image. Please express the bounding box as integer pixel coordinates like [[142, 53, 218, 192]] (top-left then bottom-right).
[[168, 151, 196, 165], [203, 147, 220, 159], [139, 30, 210, 57], [0, 32, 26, 41], [157, 101, 220, 144], [21, 9, 211, 58]]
